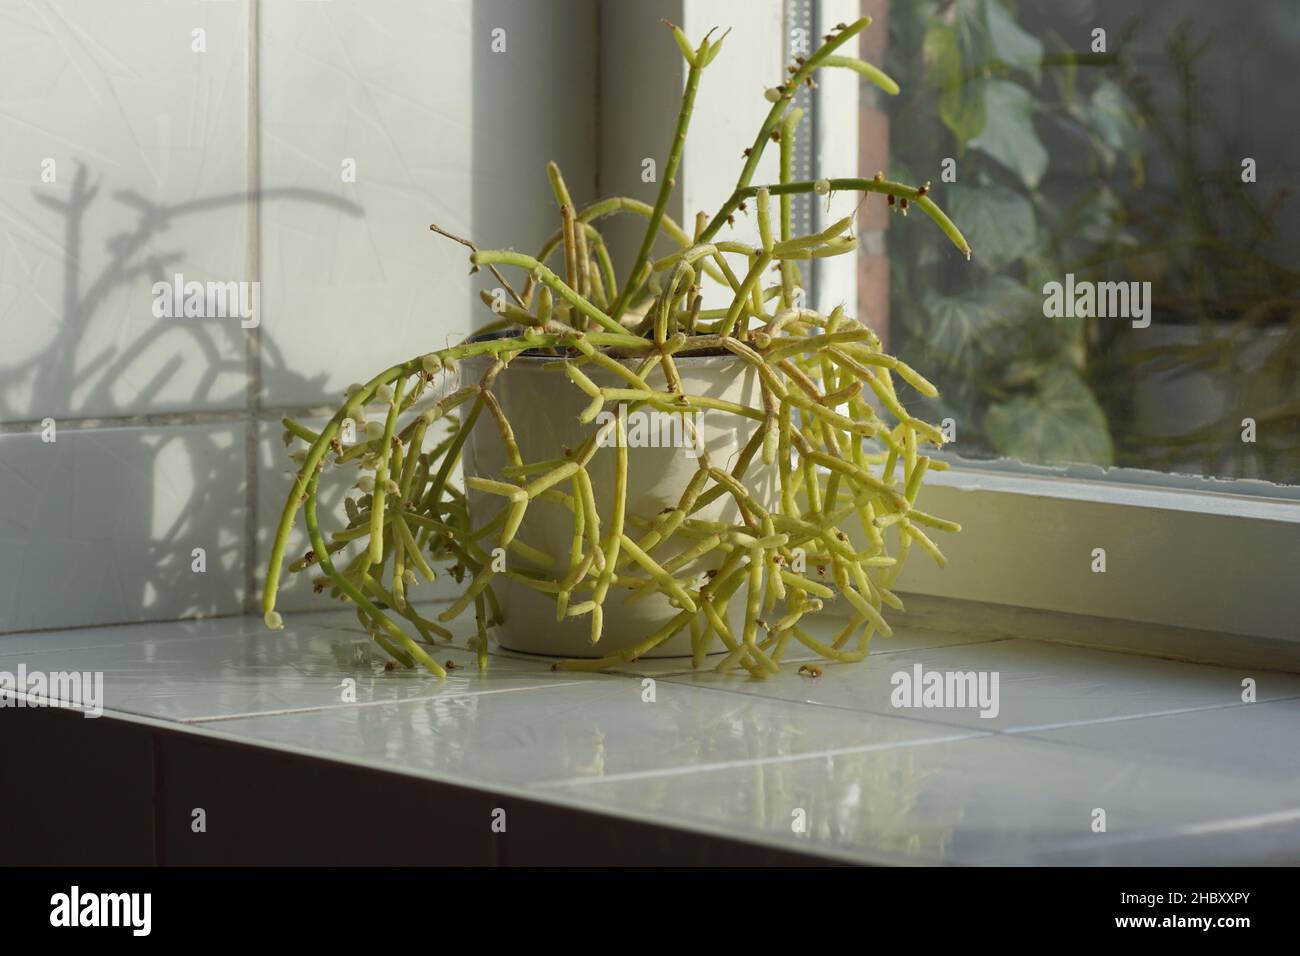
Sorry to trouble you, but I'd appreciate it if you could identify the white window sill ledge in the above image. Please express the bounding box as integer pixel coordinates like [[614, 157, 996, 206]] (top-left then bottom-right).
[[3, 604, 1299, 865], [889, 464, 1300, 645]]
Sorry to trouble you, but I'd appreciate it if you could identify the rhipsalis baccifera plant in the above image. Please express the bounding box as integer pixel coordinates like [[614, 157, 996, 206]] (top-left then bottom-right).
[[263, 17, 971, 678]]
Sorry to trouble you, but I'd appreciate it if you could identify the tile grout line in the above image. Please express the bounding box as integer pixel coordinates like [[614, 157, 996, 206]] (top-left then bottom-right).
[[0, 630, 266, 658], [531, 731, 991, 790], [0, 605, 450, 643], [1041, 806, 1300, 856], [0, 406, 352, 434], [179, 680, 591, 723], [1005, 695, 1300, 736], [242, 0, 263, 614]]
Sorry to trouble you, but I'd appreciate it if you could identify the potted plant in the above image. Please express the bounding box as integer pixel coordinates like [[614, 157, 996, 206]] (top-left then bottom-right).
[[262, 17, 971, 677]]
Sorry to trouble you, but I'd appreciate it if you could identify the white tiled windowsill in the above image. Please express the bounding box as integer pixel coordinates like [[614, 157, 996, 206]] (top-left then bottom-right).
[[3, 607, 1298, 866]]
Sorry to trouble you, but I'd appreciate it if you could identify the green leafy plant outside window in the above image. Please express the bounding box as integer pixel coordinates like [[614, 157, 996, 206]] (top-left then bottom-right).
[[884, 0, 1142, 466]]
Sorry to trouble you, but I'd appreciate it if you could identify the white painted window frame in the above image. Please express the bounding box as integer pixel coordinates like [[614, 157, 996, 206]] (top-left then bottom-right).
[[597, 0, 1299, 650]]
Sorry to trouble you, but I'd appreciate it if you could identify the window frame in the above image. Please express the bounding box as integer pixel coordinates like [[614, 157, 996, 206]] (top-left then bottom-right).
[[888, 458, 1300, 644]]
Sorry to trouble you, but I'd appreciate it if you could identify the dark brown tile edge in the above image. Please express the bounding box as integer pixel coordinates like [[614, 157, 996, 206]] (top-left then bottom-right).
[[0, 706, 848, 867], [0, 706, 155, 865]]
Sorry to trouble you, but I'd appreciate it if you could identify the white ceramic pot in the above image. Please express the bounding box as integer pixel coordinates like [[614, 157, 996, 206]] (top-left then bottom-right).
[[461, 347, 775, 658]]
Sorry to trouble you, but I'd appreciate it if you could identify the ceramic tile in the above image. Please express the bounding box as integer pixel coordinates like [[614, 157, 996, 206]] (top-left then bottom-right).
[[0, 605, 379, 658], [0, 0, 251, 419], [1025, 809, 1300, 866], [3, 611, 578, 721], [656, 636, 1300, 732], [256, 0, 598, 407], [0, 613, 260, 658], [1025, 697, 1300, 783], [200, 674, 975, 791], [0, 423, 247, 632], [542, 730, 1300, 865]]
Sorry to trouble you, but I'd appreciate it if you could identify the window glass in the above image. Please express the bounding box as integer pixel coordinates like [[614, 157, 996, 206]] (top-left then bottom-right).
[[872, 0, 1300, 484]]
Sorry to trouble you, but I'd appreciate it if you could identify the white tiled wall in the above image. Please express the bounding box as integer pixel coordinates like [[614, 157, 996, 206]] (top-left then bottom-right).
[[0, 423, 247, 632], [257, 0, 598, 408], [258, 0, 475, 408], [0, 0, 251, 420], [0, 0, 596, 633]]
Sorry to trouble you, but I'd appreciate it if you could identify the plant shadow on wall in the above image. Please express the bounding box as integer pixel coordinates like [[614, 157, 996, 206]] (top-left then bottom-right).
[[885, 0, 1144, 466], [0, 162, 360, 629]]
